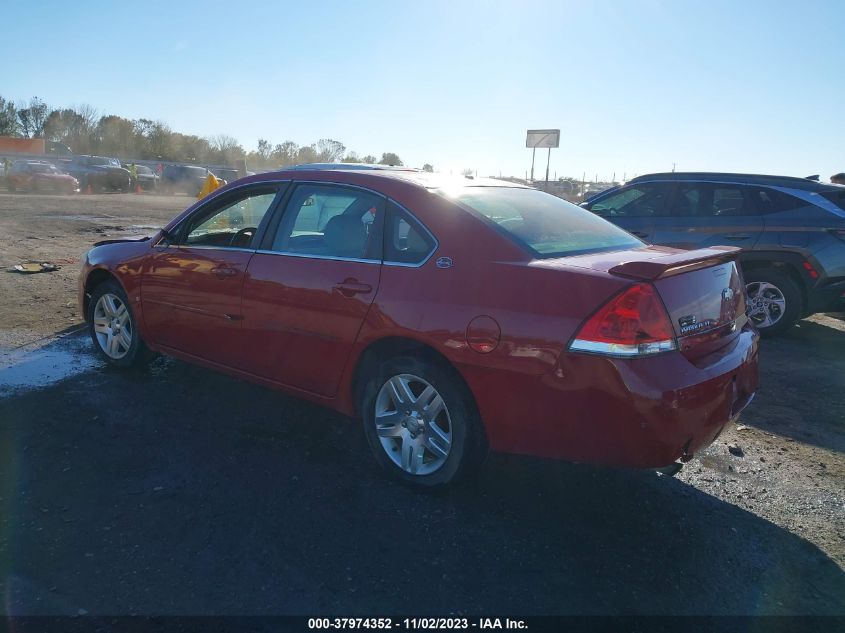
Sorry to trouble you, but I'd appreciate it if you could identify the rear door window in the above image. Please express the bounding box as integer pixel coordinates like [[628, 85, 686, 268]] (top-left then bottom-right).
[[671, 184, 756, 217], [268, 184, 384, 260]]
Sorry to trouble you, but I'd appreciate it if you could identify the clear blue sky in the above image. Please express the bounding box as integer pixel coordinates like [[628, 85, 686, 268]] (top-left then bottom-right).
[[4, 0, 843, 180]]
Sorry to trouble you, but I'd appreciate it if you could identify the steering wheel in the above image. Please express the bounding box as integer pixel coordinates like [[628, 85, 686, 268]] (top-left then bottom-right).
[[229, 227, 256, 247]]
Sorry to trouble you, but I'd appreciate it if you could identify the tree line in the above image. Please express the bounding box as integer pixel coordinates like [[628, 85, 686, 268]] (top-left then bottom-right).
[[0, 95, 430, 170]]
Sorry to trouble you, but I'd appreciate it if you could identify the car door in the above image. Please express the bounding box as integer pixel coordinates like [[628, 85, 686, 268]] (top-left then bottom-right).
[[649, 182, 764, 250], [141, 183, 284, 366], [587, 182, 674, 242], [239, 182, 385, 396]]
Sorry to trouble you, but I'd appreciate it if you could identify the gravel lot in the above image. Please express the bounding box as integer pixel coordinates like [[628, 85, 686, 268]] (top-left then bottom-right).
[[0, 191, 843, 615]]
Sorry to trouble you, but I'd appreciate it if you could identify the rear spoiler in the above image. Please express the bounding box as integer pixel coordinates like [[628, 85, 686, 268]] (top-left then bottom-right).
[[608, 246, 740, 281]]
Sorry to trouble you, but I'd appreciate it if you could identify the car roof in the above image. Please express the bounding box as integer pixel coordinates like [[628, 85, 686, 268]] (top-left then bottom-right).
[[285, 163, 418, 172], [265, 167, 528, 191], [628, 172, 837, 192]]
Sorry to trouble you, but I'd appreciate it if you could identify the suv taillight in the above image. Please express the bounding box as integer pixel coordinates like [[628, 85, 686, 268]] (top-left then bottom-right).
[[569, 283, 677, 357]]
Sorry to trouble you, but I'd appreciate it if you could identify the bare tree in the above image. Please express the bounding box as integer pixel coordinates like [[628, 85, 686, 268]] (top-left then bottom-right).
[[16, 97, 49, 137], [422, 163, 434, 172], [272, 141, 299, 166], [316, 138, 346, 162]]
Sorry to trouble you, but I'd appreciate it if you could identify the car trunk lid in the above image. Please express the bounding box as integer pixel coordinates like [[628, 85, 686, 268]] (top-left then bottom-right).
[[556, 245, 748, 356]]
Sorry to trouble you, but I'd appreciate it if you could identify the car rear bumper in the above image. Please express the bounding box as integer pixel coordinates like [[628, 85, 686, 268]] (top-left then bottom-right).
[[460, 323, 759, 469]]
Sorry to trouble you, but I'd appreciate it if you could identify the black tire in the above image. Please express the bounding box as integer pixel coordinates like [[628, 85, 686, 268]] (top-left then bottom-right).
[[744, 268, 803, 337], [361, 355, 486, 488], [87, 279, 152, 368]]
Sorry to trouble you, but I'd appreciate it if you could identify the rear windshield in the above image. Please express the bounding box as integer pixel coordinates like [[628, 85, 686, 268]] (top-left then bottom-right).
[[450, 187, 643, 258], [822, 189, 845, 211]]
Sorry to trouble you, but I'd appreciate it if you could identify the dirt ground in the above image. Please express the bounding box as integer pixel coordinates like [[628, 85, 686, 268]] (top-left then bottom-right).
[[0, 192, 189, 349], [0, 191, 843, 615]]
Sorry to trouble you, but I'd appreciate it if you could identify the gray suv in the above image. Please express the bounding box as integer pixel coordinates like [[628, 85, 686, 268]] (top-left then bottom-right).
[[583, 172, 845, 336]]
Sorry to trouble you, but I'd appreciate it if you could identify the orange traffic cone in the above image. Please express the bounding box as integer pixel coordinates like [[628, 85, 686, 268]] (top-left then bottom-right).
[[135, 183, 142, 194], [85, 184, 93, 194]]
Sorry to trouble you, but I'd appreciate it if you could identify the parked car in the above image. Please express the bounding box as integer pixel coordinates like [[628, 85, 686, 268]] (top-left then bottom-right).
[[582, 172, 845, 336], [160, 164, 209, 195], [62, 155, 131, 192], [212, 167, 239, 184], [123, 163, 158, 191], [7, 161, 79, 194], [79, 169, 758, 487]]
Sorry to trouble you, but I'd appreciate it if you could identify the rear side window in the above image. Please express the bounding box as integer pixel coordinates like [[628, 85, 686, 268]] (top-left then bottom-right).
[[821, 189, 845, 211], [384, 202, 435, 265], [452, 187, 643, 258], [753, 188, 808, 214], [590, 183, 672, 217]]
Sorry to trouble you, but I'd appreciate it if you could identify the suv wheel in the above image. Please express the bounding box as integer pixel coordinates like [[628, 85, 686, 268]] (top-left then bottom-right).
[[361, 355, 484, 488], [745, 268, 802, 337]]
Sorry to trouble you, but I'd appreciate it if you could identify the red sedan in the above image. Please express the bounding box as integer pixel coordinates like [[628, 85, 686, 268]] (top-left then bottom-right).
[[7, 161, 79, 194], [78, 168, 759, 486]]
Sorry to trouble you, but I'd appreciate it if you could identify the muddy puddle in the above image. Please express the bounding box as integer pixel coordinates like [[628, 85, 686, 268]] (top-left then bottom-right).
[[0, 332, 99, 395]]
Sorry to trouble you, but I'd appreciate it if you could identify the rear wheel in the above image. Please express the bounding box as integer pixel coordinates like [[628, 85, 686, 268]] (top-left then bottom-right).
[[745, 268, 802, 337], [87, 280, 151, 368], [361, 355, 484, 488]]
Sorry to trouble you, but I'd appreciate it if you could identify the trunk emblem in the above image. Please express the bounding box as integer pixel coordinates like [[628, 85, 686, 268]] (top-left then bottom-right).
[[436, 256, 454, 269]]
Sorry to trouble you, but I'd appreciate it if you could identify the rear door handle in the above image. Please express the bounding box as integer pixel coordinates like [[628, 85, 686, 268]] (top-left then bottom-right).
[[724, 234, 751, 240], [334, 279, 373, 296], [631, 231, 649, 238], [211, 266, 238, 278]]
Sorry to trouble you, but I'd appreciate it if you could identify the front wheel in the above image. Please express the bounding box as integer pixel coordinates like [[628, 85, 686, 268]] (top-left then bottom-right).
[[87, 280, 151, 367], [361, 355, 485, 488], [745, 268, 802, 337]]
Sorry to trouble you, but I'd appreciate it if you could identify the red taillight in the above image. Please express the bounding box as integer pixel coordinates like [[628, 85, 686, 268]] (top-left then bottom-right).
[[802, 261, 819, 279], [569, 283, 677, 357]]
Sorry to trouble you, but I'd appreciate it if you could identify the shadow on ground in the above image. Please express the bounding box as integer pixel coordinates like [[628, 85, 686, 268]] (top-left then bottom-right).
[[0, 346, 843, 616], [741, 319, 845, 453]]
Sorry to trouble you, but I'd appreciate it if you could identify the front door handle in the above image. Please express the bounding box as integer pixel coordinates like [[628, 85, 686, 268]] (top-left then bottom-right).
[[631, 231, 649, 238], [724, 234, 751, 240], [211, 266, 238, 278], [334, 279, 373, 297]]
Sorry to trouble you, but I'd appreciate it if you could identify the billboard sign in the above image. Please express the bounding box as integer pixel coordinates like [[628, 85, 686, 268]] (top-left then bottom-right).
[[526, 129, 560, 149]]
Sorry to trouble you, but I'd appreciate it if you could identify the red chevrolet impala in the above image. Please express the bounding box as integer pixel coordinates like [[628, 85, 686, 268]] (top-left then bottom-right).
[[79, 168, 759, 486]]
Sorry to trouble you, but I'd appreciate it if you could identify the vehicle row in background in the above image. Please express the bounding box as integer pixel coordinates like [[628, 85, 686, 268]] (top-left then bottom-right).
[[6, 160, 79, 194], [583, 172, 845, 336]]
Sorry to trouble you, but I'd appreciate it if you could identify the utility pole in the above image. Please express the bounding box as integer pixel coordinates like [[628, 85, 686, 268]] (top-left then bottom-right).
[[672, 162, 676, 173], [544, 147, 551, 190]]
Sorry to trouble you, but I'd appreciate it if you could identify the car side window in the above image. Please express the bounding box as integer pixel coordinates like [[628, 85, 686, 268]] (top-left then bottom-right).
[[591, 184, 672, 217], [672, 184, 755, 217], [752, 188, 807, 214], [269, 184, 384, 260], [182, 187, 280, 249], [384, 202, 436, 265]]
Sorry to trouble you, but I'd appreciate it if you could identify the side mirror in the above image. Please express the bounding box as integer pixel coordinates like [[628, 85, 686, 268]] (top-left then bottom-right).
[[158, 228, 176, 246]]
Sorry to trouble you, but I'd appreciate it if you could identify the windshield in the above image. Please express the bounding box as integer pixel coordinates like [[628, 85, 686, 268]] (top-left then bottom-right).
[[450, 187, 643, 258]]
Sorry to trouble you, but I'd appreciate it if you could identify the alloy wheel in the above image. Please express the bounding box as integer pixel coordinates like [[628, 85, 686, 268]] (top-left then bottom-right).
[[92, 293, 133, 359], [746, 281, 786, 328], [374, 373, 453, 475]]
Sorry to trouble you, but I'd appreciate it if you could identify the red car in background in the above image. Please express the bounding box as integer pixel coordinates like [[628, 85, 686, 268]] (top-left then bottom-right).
[[7, 161, 79, 194], [78, 168, 759, 487]]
